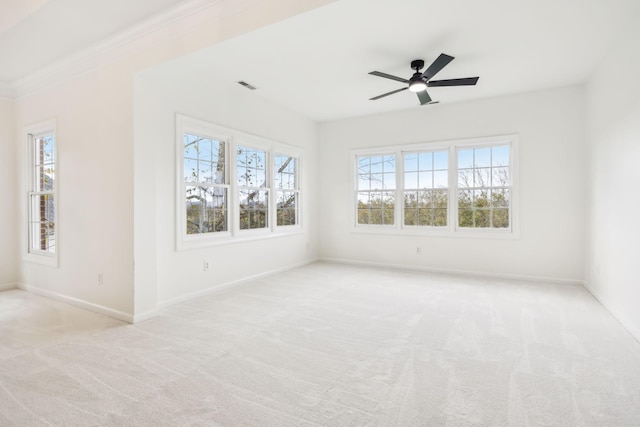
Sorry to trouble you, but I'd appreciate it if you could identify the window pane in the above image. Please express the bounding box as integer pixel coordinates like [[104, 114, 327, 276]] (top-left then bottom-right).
[[418, 208, 433, 226], [404, 191, 418, 208], [458, 209, 473, 227], [275, 155, 296, 190], [433, 151, 448, 170], [433, 170, 447, 188], [239, 190, 268, 230], [383, 172, 396, 190], [358, 175, 371, 191], [404, 172, 418, 189], [458, 169, 473, 188], [404, 208, 417, 226], [419, 171, 432, 189], [458, 149, 473, 169], [458, 190, 472, 209], [184, 135, 225, 185], [492, 167, 510, 187], [186, 186, 227, 234], [404, 153, 418, 172], [474, 209, 490, 228], [255, 168, 266, 187], [434, 209, 447, 226], [184, 158, 198, 182], [474, 168, 491, 187], [492, 145, 509, 166], [418, 190, 432, 208], [492, 189, 510, 208], [198, 160, 213, 183], [35, 135, 55, 165], [358, 156, 370, 173], [433, 189, 448, 209], [473, 190, 490, 208], [370, 156, 383, 173], [492, 209, 510, 228], [370, 173, 383, 190], [277, 191, 297, 226], [474, 147, 491, 167], [183, 134, 199, 159], [237, 167, 248, 186], [418, 152, 433, 170]]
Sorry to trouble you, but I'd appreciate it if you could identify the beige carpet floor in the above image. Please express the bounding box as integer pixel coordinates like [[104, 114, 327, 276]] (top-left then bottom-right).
[[1, 262, 640, 426]]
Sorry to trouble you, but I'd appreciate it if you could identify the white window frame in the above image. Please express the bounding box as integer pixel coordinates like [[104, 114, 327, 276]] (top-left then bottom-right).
[[274, 152, 301, 229], [351, 134, 519, 239], [233, 139, 272, 236], [177, 116, 233, 250], [401, 147, 450, 230], [354, 152, 398, 230], [176, 114, 303, 250], [25, 119, 58, 266]]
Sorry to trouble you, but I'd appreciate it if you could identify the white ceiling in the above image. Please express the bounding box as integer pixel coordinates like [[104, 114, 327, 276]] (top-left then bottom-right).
[[0, 0, 193, 82], [2, 0, 639, 121]]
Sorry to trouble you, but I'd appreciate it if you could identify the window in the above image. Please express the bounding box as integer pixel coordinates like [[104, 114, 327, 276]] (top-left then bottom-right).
[[26, 120, 58, 264], [237, 145, 268, 230], [403, 150, 448, 227], [352, 135, 517, 237], [184, 133, 228, 235], [457, 145, 511, 229], [274, 154, 299, 227], [176, 115, 302, 249], [356, 154, 396, 225]]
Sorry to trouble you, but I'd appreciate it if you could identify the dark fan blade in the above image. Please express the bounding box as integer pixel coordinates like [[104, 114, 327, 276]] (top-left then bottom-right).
[[369, 71, 409, 84], [370, 87, 408, 100], [427, 77, 479, 87], [417, 90, 432, 105], [423, 53, 454, 80]]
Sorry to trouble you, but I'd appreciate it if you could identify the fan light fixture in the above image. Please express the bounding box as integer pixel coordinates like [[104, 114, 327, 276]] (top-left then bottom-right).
[[369, 54, 479, 105], [408, 77, 427, 92]]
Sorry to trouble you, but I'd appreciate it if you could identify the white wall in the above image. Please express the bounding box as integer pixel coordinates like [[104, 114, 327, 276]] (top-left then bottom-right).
[[10, 0, 335, 320], [0, 97, 17, 288], [13, 63, 136, 317], [318, 86, 586, 282], [585, 13, 640, 339], [134, 63, 318, 308]]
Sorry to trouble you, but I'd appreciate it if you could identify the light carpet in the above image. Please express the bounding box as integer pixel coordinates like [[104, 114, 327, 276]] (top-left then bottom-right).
[[1, 262, 640, 426]]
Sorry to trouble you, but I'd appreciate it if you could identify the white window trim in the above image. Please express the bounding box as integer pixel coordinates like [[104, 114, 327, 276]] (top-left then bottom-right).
[[274, 152, 302, 231], [351, 134, 519, 239], [25, 119, 59, 267], [176, 114, 303, 251]]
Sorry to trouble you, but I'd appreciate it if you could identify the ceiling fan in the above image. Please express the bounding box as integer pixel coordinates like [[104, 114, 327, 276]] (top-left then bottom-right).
[[369, 53, 479, 105]]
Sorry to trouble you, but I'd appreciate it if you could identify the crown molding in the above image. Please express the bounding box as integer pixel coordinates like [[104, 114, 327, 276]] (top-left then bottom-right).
[[10, 0, 224, 98]]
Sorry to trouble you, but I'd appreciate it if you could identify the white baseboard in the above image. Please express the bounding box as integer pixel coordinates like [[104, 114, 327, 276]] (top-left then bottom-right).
[[158, 258, 318, 309], [0, 283, 18, 291], [583, 281, 640, 343], [18, 284, 134, 323], [317, 257, 584, 286], [133, 309, 159, 324]]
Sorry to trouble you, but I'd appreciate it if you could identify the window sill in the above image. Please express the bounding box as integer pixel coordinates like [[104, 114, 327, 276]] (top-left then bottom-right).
[[24, 252, 59, 267], [177, 226, 304, 251], [351, 226, 519, 240]]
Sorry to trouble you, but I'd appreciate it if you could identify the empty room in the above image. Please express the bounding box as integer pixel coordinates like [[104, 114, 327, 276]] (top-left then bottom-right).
[[1, 0, 640, 425]]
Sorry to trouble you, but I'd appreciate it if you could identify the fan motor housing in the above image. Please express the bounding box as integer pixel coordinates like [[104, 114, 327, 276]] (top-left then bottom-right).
[[411, 59, 425, 71]]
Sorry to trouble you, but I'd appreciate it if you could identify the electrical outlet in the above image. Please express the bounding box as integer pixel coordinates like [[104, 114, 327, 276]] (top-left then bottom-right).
[[416, 247, 422, 255], [98, 272, 103, 285], [203, 260, 210, 272]]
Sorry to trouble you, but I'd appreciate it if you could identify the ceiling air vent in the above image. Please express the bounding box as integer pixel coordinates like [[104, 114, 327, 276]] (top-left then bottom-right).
[[237, 81, 257, 90]]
